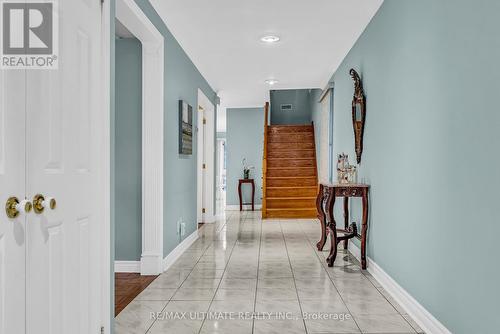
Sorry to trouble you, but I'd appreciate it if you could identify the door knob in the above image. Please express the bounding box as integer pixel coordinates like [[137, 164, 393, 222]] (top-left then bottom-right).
[[5, 197, 33, 218], [33, 194, 57, 214]]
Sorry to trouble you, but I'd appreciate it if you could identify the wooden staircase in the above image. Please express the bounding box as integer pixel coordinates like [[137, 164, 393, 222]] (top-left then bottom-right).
[[262, 104, 318, 218]]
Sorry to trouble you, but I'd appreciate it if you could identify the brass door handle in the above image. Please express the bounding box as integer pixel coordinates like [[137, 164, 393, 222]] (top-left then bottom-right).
[[33, 194, 57, 214], [6, 197, 33, 218]]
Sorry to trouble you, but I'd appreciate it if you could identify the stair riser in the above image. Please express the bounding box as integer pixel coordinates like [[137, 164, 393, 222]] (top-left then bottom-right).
[[267, 198, 316, 209], [268, 159, 315, 168], [268, 126, 313, 134], [267, 187, 317, 197], [265, 209, 317, 219], [268, 133, 313, 143], [268, 150, 315, 159], [269, 142, 314, 150], [267, 168, 316, 177], [267, 178, 316, 187]]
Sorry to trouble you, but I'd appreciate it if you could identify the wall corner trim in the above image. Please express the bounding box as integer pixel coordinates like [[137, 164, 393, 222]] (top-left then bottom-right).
[[348, 242, 452, 334], [162, 229, 200, 272], [114, 261, 141, 273]]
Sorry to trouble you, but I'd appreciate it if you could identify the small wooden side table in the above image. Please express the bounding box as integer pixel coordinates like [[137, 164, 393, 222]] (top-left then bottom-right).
[[316, 183, 370, 269], [238, 179, 255, 211]]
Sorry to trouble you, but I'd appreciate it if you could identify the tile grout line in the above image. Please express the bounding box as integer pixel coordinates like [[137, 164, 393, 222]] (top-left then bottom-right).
[[302, 221, 417, 333], [299, 221, 364, 334], [145, 213, 231, 334], [196, 211, 241, 334], [251, 215, 264, 334], [279, 220, 309, 334]]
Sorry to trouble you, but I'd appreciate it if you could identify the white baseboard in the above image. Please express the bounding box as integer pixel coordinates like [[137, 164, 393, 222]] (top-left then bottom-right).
[[348, 241, 451, 334], [140, 253, 163, 275], [162, 229, 199, 271], [114, 261, 140, 273], [225, 204, 262, 211]]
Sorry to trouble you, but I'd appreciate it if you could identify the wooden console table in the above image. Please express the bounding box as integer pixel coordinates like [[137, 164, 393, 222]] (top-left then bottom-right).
[[238, 179, 255, 211], [316, 183, 369, 269]]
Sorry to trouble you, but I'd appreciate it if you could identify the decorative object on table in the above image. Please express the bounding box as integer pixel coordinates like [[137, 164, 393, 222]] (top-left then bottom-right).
[[316, 183, 370, 269], [178, 100, 193, 155], [241, 158, 255, 180], [337, 153, 357, 184], [238, 179, 255, 211], [350, 69, 366, 164]]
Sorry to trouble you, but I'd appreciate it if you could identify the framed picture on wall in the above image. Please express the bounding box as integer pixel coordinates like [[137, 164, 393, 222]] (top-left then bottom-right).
[[179, 100, 193, 155]]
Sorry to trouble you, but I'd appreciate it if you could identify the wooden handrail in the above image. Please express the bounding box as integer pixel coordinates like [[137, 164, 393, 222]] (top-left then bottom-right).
[[262, 102, 269, 218]]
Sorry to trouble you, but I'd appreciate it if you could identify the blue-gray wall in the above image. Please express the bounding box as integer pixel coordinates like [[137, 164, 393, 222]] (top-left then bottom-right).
[[132, 0, 217, 257], [270, 89, 315, 125], [114, 38, 142, 261], [226, 108, 264, 206], [329, 1, 500, 333]]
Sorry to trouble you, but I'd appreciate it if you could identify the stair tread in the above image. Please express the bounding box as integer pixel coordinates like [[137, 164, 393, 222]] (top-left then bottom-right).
[[267, 157, 315, 160], [267, 186, 317, 189], [267, 176, 316, 179], [267, 196, 316, 200], [267, 207, 316, 211], [268, 148, 314, 150], [267, 166, 315, 169]]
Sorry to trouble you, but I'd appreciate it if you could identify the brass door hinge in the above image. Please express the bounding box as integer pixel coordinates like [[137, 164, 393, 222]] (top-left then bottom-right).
[[203, 118, 207, 125]]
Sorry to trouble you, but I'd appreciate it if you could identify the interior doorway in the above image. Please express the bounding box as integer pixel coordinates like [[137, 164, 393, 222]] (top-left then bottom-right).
[[197, 90, 216, 224], [216, 138, 227, 215], [319, 88, 333, 183], [113, 0, 165, 316]]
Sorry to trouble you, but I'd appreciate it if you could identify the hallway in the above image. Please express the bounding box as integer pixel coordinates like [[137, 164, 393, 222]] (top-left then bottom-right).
[[115, 212, 422, 334]]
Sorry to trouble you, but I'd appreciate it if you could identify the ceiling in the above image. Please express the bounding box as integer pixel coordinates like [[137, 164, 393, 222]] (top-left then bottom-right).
[[150, 0, 383, 131]]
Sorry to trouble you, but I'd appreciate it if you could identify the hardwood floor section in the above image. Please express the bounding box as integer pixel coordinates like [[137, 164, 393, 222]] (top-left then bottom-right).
[[115, 273, 158, 316]]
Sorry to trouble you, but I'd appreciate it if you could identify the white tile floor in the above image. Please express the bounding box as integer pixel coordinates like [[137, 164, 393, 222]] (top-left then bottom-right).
[[115, 210, 424, 334]]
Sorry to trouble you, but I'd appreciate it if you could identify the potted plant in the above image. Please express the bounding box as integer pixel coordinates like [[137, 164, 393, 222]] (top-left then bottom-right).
[[242, 158, 255, 179]]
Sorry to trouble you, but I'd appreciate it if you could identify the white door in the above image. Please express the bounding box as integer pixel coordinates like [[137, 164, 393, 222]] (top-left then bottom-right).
[[25, 0, 103, 333], [0, 66, 27, 334]]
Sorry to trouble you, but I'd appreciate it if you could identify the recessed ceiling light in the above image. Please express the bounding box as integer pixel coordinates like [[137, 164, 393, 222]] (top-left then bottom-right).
[[265, 79, 279, 85], [261, 35, 280, 43]]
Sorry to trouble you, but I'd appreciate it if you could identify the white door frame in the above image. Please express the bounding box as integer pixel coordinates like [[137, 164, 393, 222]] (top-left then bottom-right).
[[99, 1, 111, 332], [100, 0, 164, 330], [197, 89, 215, 223], [116, 0, 164, 275]]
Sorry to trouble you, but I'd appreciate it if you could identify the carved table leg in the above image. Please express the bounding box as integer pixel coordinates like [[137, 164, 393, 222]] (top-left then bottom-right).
[[326, 224, 338, 267], [238, 182, 243, 211], [361, 189, 369, 269], [315, 184, 327, 251], [343, 196, 349, 250], [326, 191, 337, 267], [251, 181, 255, 211]]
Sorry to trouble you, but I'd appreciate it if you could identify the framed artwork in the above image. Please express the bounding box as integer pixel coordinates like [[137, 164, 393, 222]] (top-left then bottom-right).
[[179, 100, 193, 155]]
